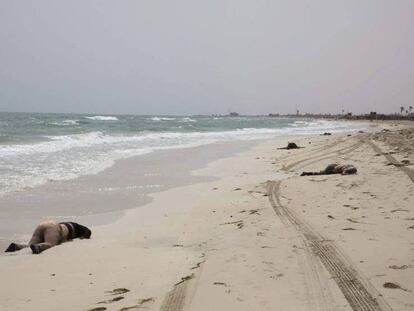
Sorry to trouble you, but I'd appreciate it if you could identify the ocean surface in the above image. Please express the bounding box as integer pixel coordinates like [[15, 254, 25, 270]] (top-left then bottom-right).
[[0, 112, 364, 195]]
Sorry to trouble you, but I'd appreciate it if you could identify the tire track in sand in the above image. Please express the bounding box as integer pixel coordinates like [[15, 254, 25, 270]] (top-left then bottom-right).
[[275, 137, 348, 164], [159, 260, 205, 311], [282, 140, 364, 171], [267, 180, 392, 311], [160, 279, 190, 311], [366, 140, 414, 184]]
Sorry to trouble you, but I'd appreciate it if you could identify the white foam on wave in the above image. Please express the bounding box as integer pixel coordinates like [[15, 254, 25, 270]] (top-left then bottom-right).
[[0, 120, 361, 160], [179, 117, 197, 122], [150, 117, 176, 121], [85, 116, 119, 121], [0, 132, 116, 157], [0, 120, 365, 195], [0, 143, 154, 195], [0, 121, 349, 159], [0, 120, 360, 160], [50, 119, 79, 126]]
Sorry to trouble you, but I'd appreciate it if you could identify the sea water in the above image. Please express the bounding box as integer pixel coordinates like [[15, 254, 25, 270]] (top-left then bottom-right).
[[0, 112, 363, 195]]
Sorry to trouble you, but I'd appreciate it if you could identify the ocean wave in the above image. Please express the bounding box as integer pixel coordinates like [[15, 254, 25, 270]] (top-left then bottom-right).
[[179, 117, 197, 122], [0, 120, 357, 159], [28, 117, 44, 124], [0, 119, 365, 195], [0, 132, 116, 157], [150, 117, 176, 121], [85, 116, 119, 121], [49, 119, 80, 126]]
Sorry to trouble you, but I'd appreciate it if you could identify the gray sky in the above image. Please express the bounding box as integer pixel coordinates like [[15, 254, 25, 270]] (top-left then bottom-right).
[[1, 1, 413, 115]]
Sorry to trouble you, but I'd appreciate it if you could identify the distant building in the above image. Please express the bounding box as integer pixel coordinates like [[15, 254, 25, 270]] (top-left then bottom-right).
[[228, 112, 239, 117], [268, 113, 280, 117], [369, 112, 377, 120]]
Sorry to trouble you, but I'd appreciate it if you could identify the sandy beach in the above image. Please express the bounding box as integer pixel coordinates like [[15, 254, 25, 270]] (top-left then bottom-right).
[[1, 122, 413, 311]]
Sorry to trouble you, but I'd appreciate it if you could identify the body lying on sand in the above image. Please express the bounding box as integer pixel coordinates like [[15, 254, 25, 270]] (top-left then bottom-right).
[[278, 142, 304, 150], [301, 163, 357, 176], [5, 220, 91, 254]]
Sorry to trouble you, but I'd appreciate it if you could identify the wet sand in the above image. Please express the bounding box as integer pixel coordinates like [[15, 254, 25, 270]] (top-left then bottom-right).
[[1, 122, 413, 311], [0, 140, 255, 249]]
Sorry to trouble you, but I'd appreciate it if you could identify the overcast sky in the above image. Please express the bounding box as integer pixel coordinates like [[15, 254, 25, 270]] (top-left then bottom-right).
[[1, 1, 413, 115]]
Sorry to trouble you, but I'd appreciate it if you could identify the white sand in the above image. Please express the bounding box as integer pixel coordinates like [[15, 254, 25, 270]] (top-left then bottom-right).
[[1, 123, 413, 311]]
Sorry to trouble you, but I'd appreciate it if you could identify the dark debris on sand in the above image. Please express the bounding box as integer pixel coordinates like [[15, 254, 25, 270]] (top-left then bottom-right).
[[105, 288, 130, 295], [383, 282, 411, 292]]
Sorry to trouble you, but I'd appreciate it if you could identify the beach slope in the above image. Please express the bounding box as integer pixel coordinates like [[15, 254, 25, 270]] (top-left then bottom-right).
[[0, 124, 413, 311]]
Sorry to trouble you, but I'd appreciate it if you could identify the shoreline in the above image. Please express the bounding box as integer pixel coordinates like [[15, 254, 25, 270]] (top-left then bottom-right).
[[1, 122, 412, 311], [0, 139, 259, 248], [0, 120, 367, 245], [0, 114, 367, 196]]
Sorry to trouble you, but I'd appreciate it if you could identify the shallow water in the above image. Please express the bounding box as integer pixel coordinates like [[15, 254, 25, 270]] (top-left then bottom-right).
[[0, 113, 364, 195], [0, 140, 255, 248]]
